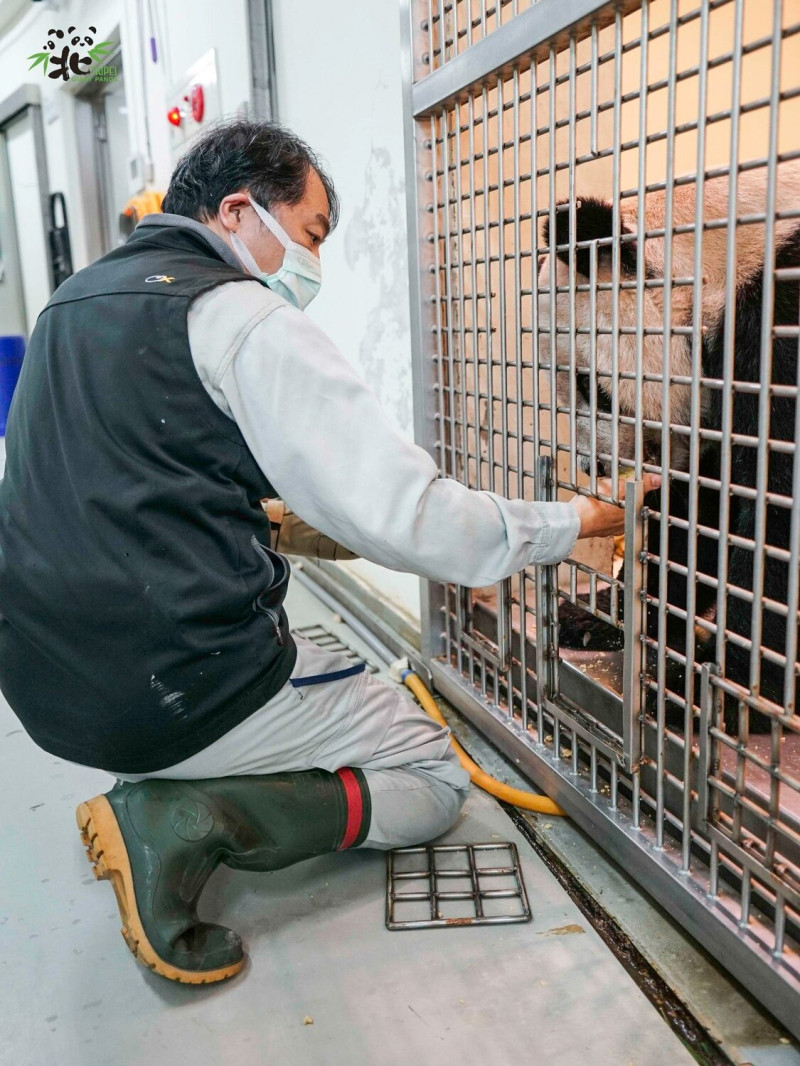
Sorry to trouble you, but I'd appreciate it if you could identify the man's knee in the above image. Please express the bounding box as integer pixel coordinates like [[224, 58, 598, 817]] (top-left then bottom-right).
[[358, 756, 471, 850]]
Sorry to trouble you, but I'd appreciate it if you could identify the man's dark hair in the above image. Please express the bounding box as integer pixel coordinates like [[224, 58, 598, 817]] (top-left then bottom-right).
[[162, 118, 339, 229]]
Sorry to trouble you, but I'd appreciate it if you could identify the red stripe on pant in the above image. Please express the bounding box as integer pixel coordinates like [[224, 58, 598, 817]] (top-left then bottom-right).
[[336, 767, 363, 850]]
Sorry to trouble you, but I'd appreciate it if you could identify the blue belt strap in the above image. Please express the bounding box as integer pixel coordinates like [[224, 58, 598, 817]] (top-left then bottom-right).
[[289, 661, 367, 687]]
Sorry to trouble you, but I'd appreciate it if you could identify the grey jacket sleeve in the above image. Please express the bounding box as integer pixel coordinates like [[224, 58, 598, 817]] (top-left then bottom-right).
[[188, 283, 580, 586]]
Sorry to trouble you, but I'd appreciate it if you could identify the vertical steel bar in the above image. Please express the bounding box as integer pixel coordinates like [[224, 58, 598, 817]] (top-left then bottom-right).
[[590, 745, 598, 792], [773, 896, 786, 957], [609, 7, 623, 500], [633, 1, 648, 484], [426, 0, 434, 72], [440, 112, 459, 498], [632, 770, 641, 830], [590, 21, 599, 158], [629, 3, 650, 836], [546, 47, 560, 704], [709, 838, 719, 897], [567, 36, 578, 490], [512, 63, 529, 729], [535, 455, 556, 714], [698, 663, 720, 831], [589, 242, 599, 497], [740, 869, 751, 928], [749, 0, 783, 695], [431, 113, 447, 481], [495, 75, 512, 678], [784, 282, 800, 713], [622, 479, 645, 770], [654, 0, 679, 852], [572, 729, 579, 776], [715, 0, 745, 699], [452, 98, 473, 680], [475, 82, 501, 688], [766, 720, 780, 868], [471, 92, 484, 496], [547, 47, 558, 488], [681, 0, 710, 874], [716, 0, 745, 871], [652, 0, 678, 848], [431, 112, 454, 671], [530, 53, 546, 741], [496, 75, 510, 501]]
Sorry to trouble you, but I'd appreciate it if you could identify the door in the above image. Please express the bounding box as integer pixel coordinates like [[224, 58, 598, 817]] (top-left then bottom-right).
[[0, 127, 26, 336], [0, 103, 52, 337]]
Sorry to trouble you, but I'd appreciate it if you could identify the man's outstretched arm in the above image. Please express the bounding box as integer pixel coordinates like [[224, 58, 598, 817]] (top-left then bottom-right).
[[189, 282, 580, 587]]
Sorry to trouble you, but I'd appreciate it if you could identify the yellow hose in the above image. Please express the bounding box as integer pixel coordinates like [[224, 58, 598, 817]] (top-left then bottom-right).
[[401, 670, 566, 817]]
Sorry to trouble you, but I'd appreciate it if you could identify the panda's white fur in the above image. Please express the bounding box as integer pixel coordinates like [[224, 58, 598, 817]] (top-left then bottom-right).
[[537, 160, 800, 475]]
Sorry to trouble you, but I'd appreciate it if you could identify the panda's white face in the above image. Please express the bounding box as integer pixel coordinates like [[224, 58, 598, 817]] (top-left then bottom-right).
[[536, 163, 800, 477]]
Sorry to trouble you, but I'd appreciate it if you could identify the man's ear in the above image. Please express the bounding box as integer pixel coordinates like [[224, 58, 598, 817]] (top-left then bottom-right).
[[216, 192, 251, 234], [541, 197, 637, 277]]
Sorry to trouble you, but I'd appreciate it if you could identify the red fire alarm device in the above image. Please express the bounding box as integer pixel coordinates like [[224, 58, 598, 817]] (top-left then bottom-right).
[[167, 106, 182, 127], [191, 83, 204, 123]]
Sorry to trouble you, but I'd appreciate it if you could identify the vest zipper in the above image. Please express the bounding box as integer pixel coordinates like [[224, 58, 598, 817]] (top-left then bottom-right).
[[253, 594, 284, 646], [265, 606, 284, 646]]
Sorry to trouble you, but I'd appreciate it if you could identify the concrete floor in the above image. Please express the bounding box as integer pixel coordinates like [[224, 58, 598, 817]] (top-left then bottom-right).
[[0, 574, 708, 1066]]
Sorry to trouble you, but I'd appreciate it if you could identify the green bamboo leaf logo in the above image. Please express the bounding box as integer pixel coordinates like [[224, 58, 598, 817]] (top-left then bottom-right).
[[27, 51, 50, 76], [88, 41, 113, 62]]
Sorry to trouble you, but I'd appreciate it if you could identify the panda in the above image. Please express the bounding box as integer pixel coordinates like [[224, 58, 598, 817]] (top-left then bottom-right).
[[536, 162, 800, 732]]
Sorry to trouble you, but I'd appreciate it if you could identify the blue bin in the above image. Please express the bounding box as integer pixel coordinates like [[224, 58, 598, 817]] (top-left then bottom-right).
[[0, 336, 26, 436]]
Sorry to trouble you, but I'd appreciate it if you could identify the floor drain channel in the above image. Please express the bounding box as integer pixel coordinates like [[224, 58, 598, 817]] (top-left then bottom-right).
[[386, 842, 532, 930], [290, 623, 380, 674]]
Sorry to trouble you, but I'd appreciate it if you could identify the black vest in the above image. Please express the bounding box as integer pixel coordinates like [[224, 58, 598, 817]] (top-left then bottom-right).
[[0, 224, 298, 772]]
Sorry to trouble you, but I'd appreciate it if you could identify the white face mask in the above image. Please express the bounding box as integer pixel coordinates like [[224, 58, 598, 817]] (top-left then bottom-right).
[[230, 194, 322, 310]]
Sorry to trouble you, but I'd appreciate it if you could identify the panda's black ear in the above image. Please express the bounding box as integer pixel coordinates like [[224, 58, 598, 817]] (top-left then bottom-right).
[[542, 197, 635, 277]]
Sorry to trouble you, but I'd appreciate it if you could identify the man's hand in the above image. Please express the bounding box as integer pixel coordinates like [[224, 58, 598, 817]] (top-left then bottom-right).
[[570, 473, 662, 539]]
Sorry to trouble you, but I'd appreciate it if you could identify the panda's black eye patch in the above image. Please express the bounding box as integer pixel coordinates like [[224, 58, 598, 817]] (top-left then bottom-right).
[[576, 373, 613, 413]]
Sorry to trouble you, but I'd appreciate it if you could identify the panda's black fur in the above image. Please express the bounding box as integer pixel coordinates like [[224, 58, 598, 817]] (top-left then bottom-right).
[[541, 185, 800, 733]]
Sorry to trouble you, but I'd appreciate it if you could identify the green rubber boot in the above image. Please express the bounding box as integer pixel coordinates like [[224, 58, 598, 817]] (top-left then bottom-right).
[[75, 768, 371, 984]]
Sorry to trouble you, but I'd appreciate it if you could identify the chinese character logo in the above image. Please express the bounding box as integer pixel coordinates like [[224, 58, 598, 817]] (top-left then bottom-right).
[[27, 26, 113, 81]]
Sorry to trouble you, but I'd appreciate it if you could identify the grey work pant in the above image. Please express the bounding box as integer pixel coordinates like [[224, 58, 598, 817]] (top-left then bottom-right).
[[99, 633, 472, 850]]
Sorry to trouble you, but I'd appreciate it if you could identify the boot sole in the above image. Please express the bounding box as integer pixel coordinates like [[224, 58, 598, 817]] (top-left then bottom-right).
[[76, 794, 244, 985]]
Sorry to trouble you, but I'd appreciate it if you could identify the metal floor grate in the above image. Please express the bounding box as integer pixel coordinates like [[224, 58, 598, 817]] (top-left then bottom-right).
[[289, 622, 380, 675], [386, 842, 531, 930]]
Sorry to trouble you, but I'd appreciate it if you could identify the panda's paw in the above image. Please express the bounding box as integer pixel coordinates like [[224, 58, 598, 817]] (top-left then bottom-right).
[[723, 693, 774, 734], [557, 592, 625, 651]]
